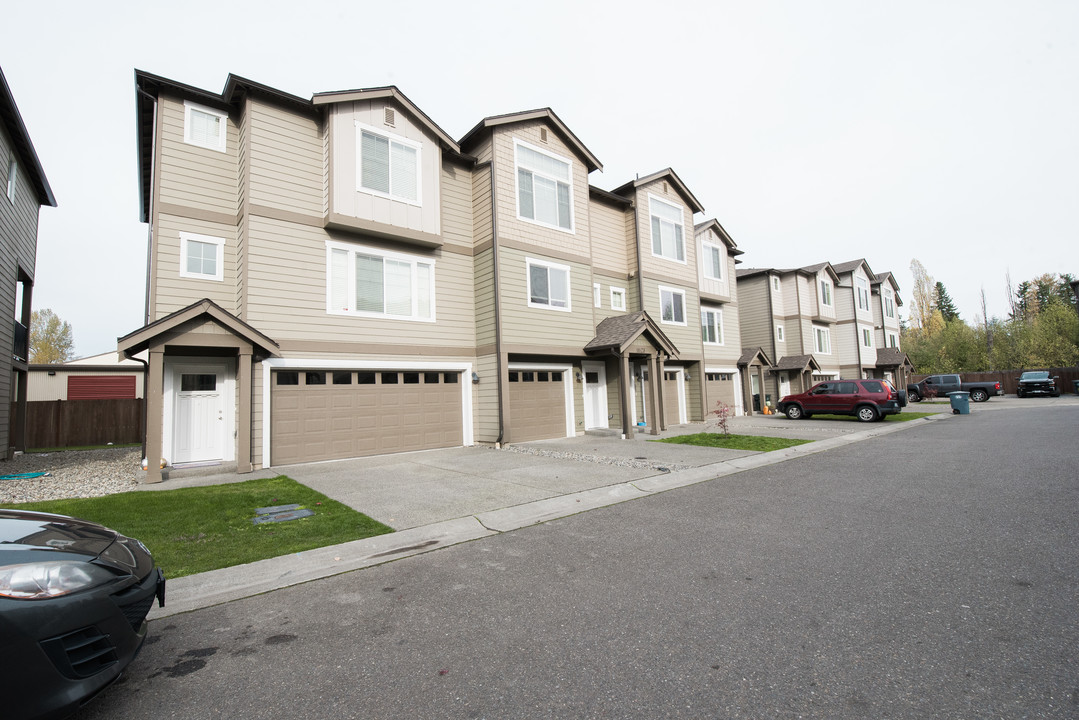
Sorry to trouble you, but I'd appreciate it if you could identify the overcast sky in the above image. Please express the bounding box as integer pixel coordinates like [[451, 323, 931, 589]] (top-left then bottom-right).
[[5, 0, 1077, 357]]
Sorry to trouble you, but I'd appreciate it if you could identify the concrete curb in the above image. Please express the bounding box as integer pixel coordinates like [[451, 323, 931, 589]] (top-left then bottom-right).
[[150, 415, 940, 619]]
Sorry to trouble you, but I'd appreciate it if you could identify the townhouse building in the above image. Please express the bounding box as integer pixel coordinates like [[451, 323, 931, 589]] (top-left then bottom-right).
[[1, 66, 56, 459], [120, 71, 751, 482]]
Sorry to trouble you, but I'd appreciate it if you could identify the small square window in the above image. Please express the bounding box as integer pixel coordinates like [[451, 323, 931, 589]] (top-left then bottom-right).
[[179, 232, 224, 282], [305, 372, 326, 385], [276, 371, 299, 386], [332, 372, 352, 385], [357, 372, 376, 384], [381, 372, 399, 384], [443, 372, 458, 383], [403, 372, 420, 384], [528, 258, 571, 311], [610, 287, 626, 312], [509, 371, 519, 382], [184, 101, 227, 152], [551, 371, 562, 382], [538, 371, 549, 382], [424, 372, 440, 384], [522, 372, 535, 382], [659, 287, 686, 325]]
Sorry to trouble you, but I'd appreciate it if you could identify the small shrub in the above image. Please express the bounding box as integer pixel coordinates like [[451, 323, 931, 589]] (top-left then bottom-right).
[[708, 401, 734, 435]]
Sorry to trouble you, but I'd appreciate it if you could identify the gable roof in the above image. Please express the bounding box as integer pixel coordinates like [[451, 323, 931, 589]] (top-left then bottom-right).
[[773, 354, 821, 372], [311, 85, 459, 152], [117, 299, 279, 357], [584, 311, 678, 358], [737, 263, 839, 283], [459, 108, 601, 172], [0, 66, 56, 207], [610, 168, 704, 214], [875, 347, 913, 369], [694, 219, 744, 256], [738, 346, 774, 367]]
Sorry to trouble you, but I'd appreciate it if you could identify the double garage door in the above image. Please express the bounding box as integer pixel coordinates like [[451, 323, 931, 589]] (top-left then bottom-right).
[[271, 369, 463, 466]]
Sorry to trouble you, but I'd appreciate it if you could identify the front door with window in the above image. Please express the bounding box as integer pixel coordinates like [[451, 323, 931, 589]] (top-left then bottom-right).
[[173, 367, 226, 464], [582, 362, 608, 430]]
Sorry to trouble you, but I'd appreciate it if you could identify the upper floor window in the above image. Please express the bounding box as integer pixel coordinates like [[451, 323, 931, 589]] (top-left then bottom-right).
[[862, 327, 873, 348], [357, 123, 421, 204], [888, 333, 898, 348], [327, 240, 434, 321], [884, 289, 895, 318], [184, 101, 227, 153], [702, 242, 723, 280], [659, 286, 686, 325], [776, 325, 785, 342], [814, 325, 831, 354], [650, 196, 685, 262], [593, 283, 601, 308], [610, 286, 626, 311], [6, 159, 16, 203], [772, 276, 780, 293], [179, 232, 224, 282], [701, 308, 724, 345], [515, 140, 573, 231], [819, 279, 832, 307], [527, 257, 571, 311], [856, 277, 870, 311]]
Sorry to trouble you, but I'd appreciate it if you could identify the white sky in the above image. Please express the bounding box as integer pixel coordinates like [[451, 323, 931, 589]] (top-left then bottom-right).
[[5, 0, 1077, 357]]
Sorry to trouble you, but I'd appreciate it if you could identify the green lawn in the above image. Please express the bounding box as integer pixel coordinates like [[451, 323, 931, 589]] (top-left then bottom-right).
[[653, 433, 812, 451], [5, 476, 393, 579], [806, 411, 935, 422]]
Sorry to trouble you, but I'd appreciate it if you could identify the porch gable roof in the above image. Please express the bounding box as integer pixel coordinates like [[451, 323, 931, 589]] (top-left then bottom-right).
[[117, 299, 280, 358], [584, 311, 679, 358]]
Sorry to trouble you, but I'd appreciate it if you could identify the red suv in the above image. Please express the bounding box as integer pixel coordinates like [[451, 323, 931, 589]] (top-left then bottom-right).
[[777, 379, 906, 422]]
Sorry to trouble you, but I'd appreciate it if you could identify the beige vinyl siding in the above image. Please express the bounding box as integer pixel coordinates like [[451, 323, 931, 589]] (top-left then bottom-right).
[[441, 159, 473, 251], [696, 228, 730, 299], [243, 216, 475, 347], [157, 95, 237, 216], [834, 286, 855, 322], [472, 164, 492, 249], [590, 198, 630, 275], [474, 353, 499, 442], [474, 247, 496, 348], [735, 276, 773, 350], [817, 271, 838, 321], [152, 213, 238, 319], [326, 100, 441, 235], [602, 357, 622, 425], [592, 272, 633, 322], [248, 99, 323, 218], [498, 246, 594, 349], [492, 123, 592, 257], [236, 101, 250, 318], [635, 180, 698, 286], [641, 277, 702, 360], [572, 363, 585, 435], [702, 305, 743, 367], [685, 368, 703, 422]]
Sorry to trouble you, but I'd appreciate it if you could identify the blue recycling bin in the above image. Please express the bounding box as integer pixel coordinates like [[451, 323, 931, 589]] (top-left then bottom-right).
[[947, 391, 970, 415]]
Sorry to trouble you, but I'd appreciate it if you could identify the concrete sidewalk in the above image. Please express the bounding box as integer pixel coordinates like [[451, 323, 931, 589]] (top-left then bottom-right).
[[148, 413, 941, 620]]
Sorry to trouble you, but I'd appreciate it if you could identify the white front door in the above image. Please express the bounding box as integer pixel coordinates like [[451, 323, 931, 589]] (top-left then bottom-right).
[[779, 372, 791, 398], [582, 361, 608, 429], [173, 367, 226, 463]]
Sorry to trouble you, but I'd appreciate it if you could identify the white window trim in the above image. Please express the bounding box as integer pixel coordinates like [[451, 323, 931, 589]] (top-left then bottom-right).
[[648, 194, 687, 264], [658, 285, 687, 326], [856, 276, 870, 311], [514, 138, 575, 234], [526, 257, 572, 312], [701, 307, 724, 345], [325, 239, 436, 322], [814, 325, 832, 354], [6, 159, 16, 203], [355, 121, 423, 206], [884, 290, 896, 319], [183, 101, 228, 153], [610, 286, 626, 311], [861, 326, 873, 348], [593, 283, 601, 308], [178, 232, 225, 282], [701, 241, 724, 280], [888, 333, 899, 348], [776, 324, 785, 342], [820, 279, 833, 307], [772, 276, 781, 292]]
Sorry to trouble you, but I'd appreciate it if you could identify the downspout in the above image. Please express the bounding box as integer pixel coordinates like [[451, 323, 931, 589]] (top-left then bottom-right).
[[853, 279, 863, 378], [137, 86, 158, 325], [128, 353, 149, 466], [488, 161, 506, 447], [794, 273, 805, 392], [631, 200, 644, 310], [765, 274, 777, 407]]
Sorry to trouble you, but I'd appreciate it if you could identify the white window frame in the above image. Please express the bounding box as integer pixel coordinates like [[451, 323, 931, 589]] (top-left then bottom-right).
[[776, 325, 785, 342], [701, 307, 724, 345], [526, 257, 572, 312], [183, 101, 228, 153], [325, 240, 436, 322], [888, 333, 899, 348], [856, 276, 870, 311], [610, 286, 626, 311], [820, 279, 833, 307], [179, 232, 225, 282], [702, 241, 723, 280], [593, 283, 601, 308], [514, 139, 574, 233], [772, 276, 780, 292], [814, 325, 831, 354], [649, 194, 686, 263], [6, 159, 16, 203], [355, 121, 423, 206], [884, 289, 895, 318], [862, 326, 873, 348], [658, 286, 687, 326]]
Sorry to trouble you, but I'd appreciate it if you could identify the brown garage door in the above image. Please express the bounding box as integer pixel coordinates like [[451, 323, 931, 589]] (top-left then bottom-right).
[[506, 369, 566, 443], [663, 371, 681, 425], [271, 370, 463, 466], [706, 372, 737, 412]]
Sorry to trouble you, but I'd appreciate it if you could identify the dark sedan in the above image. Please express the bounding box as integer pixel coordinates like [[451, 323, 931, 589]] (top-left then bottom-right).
[[1016, 371, 1060, 398], [0, 509, 165, 719]]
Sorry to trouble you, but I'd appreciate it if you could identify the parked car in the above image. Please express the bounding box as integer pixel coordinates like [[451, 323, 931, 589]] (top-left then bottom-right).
[[0, 509, 165, 720], [1016, 370, 1060, 398], [778, 378, 905, 422], [907, 374, 1003, 403]]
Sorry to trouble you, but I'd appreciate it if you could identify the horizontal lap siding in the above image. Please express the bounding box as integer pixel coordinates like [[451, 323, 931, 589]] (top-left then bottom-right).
[[441, 160, 473, 250], [641, 277, 701, 360], [635, 181, 698, 287], [592, 272, 633, 322], [498, 246, 595, 350], [248, 100, 323, 217], [474, 353, 499, 442], [157, 95, 236, 216], [736, 277, 772, 350], [590, 200, 630, 275], [153, 213, 238, 318]]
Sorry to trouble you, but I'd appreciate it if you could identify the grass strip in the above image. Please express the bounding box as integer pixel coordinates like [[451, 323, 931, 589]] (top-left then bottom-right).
[[5, 476, 393, 579], [652, 433, 811, 451]]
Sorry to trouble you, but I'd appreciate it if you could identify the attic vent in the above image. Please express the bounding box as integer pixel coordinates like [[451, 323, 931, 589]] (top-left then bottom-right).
[[540, 127, 548, 143], [384, 107, 396, 127], [663, 181, 669, 193]]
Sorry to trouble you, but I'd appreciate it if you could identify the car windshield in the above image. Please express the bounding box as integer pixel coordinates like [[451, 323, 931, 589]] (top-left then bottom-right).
[[1021, 371, 1049, 381]]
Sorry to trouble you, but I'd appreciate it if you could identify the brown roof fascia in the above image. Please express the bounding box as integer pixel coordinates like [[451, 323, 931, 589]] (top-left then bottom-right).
[[589, 184, 632, 207], [0, 66, 56, 207], [694, 219, 744, 256], [312, 85, 460, 154], [117, 298, 280, 357], [610, 168, 704, 215], [459, 108, 602, 172]]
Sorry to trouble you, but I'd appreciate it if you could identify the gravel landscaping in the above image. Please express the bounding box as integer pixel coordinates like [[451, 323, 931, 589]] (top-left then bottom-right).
[[0, 447, 142, 505]]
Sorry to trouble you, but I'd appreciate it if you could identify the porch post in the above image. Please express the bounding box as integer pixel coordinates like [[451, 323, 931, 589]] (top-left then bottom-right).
[[647, 353, 661, 435], [236, 348, 253, 473], [656, 355, 667, 431], [144, 345, 165, 484], [620, 353, 634, 439]]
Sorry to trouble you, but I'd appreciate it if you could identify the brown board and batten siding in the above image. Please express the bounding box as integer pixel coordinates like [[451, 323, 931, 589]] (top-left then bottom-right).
[[247, 99, 323, 218]]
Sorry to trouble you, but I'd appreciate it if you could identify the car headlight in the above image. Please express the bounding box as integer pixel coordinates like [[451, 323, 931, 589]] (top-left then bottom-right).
[[0, 561, 117, 600]]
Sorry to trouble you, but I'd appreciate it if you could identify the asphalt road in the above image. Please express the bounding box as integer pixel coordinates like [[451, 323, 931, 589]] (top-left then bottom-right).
[[74, 406, 1079, 719]]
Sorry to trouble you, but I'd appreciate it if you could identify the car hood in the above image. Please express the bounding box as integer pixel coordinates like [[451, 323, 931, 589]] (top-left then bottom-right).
[[0, 509, 118, 559]]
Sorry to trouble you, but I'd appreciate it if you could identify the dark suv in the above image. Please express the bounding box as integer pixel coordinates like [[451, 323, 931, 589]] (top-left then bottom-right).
[[777, 379, 906, 422]]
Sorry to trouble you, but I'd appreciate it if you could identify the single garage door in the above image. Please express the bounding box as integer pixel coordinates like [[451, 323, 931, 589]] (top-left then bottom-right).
[[663, 371, 682, 425], [506, 369, 566, 443], [706, 372, 737, 412], [271, 369, 463, 466]]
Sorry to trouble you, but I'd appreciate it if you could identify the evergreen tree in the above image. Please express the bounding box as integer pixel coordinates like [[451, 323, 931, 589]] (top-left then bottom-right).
[[933, 281, 960, 322]]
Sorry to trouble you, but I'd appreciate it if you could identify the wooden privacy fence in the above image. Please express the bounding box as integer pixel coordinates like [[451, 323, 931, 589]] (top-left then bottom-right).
[[14, 399, 143, 449], [910, 367, 1079, 395]]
